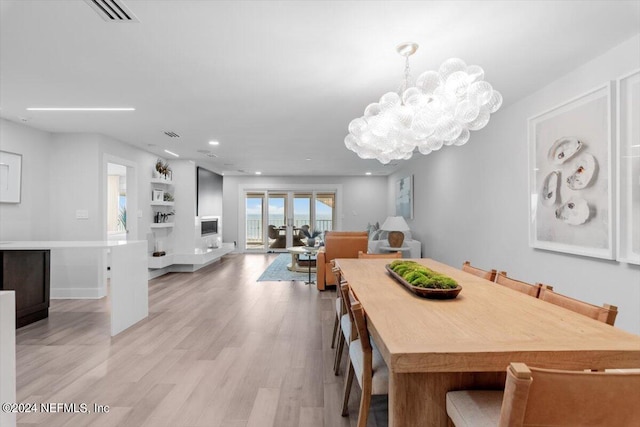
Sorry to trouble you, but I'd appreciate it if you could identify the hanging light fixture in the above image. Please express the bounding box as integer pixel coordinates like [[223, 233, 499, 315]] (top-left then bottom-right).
[[345, 42, 502, 164]]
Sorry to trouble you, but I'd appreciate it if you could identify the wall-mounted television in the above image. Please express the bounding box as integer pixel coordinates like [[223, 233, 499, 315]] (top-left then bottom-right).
[[197, 167, 223, 217]]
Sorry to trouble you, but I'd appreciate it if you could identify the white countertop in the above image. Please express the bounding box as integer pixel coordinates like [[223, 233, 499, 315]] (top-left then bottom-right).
[[0, 240, 146, 249]]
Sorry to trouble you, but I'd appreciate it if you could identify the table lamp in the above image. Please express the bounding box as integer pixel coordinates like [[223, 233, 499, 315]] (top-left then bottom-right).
[[381, 216, 410, 248]]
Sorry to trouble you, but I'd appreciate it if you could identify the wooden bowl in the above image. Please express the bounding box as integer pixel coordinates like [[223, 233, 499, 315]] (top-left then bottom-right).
[[385, 265, 462, 299]]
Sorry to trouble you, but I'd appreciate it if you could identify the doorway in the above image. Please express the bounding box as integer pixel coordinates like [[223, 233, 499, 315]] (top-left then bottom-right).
[[107, 163, 127, 241], [104, 156, 138, 242]]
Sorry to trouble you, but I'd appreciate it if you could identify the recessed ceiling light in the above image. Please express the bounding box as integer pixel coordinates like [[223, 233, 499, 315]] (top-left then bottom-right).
[[305, 158, 312, 161], [164, 150, 179, 157], [255, 171, 262, 175], [26, 107, 135, 111], [209, 140, 220, 145], [365, 172, 372, 175]]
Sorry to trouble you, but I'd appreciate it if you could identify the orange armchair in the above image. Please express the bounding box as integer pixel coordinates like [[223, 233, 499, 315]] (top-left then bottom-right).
[[316, 231, 368, 291]]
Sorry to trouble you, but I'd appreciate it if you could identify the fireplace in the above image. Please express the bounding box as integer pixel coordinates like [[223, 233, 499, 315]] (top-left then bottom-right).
[[201, 217, 219, 236]]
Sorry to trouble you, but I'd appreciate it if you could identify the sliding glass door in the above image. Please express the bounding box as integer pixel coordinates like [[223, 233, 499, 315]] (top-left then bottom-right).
[[267, 193, 288, 250], [315, 193, 335, 233], [244, 190, 336, 251], [245, 193, 265, 250]]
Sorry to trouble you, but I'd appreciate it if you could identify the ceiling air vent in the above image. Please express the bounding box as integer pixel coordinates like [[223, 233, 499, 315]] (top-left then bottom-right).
[[197, 150, 218, 158], [163, 131, 180, 138], [84, 0, 140, 22]]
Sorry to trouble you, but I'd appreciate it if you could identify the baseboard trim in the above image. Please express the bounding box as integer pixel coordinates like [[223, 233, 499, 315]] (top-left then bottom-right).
[[50, 287, 106, 299]]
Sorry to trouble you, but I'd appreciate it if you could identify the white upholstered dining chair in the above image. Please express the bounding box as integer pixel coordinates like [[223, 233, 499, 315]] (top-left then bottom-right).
[[330, 265, 346, 350], [333, 282, 355, 375], [341, 294, 388, 427]]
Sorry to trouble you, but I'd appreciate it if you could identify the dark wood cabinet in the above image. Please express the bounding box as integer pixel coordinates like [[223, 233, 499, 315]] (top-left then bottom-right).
[[0, 250, 50, 328]]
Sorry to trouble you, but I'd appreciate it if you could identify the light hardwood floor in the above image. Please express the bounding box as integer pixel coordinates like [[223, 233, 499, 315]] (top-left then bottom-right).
[[15, 253, 388, 427]]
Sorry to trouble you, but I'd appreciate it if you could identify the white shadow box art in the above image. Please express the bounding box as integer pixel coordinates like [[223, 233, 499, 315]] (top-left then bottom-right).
[[396, 175, 413, 219], [152, 189, 164, 202], [617, 69, 640, 264], [528, 83, 614, 259], [0, 151, 22, 203]]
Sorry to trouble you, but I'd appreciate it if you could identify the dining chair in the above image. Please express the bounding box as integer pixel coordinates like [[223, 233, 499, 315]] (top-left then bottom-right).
[[334, 282, 356, 375], [446, 362, 640, 426], [341, 295, 389, 427], [330, 265, 347, 349], [357, 250, 402, 259], [494, 271, 542, 297], [538, 285, 618, 326], [462, 261, 498, 282]]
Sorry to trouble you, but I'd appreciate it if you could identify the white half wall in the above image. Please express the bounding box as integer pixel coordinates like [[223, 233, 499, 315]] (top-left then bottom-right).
[[0, 291, 16, 427], [388, 34, 640, 334]]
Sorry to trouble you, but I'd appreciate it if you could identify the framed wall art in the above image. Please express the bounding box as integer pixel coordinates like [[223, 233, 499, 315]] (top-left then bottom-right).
[[0, 151, 22, 203], [528, 83, 614, 260], [616, 69, 640, 265], [152, 189, 164, 202], [395, 175, 413, 219]]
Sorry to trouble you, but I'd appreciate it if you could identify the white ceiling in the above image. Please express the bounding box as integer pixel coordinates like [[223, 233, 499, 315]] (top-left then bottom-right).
[[1, 0, 638, 176]]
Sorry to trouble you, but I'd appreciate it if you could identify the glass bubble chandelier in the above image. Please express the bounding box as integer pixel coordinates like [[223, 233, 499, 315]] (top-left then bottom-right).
[[345, 42, 502, 164]]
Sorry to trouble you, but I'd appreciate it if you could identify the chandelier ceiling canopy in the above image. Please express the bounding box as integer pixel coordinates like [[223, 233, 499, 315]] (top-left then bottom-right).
[[345, 43, 502, 164]]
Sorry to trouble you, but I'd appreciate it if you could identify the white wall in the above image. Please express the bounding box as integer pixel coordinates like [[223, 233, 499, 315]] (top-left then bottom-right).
[[49, 133, 103, 240], [172, 160, 197, 255], [388, 35, 640, 334], [0, 119, 51, 241], [223, 175, 388, 246]]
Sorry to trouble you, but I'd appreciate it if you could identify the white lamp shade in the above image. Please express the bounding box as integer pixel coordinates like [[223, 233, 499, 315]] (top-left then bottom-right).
[[381, 216, 410, 231]]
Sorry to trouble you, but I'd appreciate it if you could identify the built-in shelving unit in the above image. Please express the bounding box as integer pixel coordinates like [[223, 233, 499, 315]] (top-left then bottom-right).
[[150, 166, 176, 261], [147, 162, 233, 279], [151, 174, 175, 226]]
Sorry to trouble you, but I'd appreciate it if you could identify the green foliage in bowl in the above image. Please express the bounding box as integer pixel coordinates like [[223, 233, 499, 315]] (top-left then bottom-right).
[[389, 261, 458, 289]]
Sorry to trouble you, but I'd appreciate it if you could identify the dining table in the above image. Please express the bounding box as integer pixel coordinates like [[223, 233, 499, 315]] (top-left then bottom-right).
[[334, 258, 640, 427]]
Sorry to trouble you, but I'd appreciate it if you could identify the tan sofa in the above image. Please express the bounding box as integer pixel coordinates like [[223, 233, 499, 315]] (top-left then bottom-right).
[[316, 231, 368, 290]]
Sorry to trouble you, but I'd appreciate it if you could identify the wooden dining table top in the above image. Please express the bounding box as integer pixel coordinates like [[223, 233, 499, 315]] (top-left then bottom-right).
[[334, 258, 640, 373]]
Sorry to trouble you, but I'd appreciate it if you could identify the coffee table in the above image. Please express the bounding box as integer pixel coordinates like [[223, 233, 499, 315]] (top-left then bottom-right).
[[286, 246, 317, 273]]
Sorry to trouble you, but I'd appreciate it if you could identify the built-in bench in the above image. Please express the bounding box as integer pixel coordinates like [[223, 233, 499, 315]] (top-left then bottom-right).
[[148, 242, 235, 278]]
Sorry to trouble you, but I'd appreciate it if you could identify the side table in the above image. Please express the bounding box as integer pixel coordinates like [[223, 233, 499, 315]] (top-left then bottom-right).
[[302, 247, 318, 285]]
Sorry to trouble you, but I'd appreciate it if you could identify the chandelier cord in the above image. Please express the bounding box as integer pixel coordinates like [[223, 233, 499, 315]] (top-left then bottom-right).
[[400, 55, 411, 99]]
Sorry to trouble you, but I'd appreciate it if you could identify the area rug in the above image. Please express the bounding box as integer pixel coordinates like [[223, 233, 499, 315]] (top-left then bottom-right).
[[257, 253, 317, 282]]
